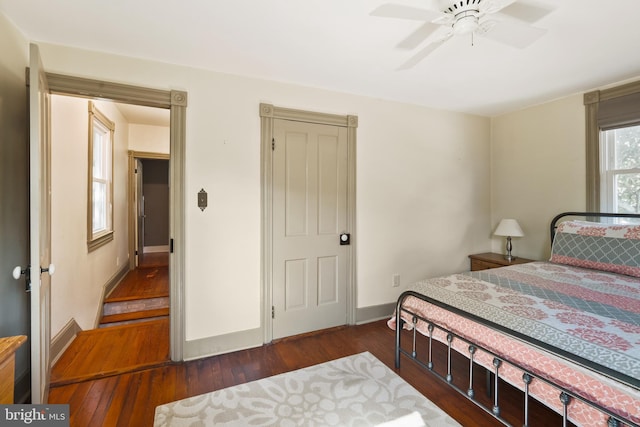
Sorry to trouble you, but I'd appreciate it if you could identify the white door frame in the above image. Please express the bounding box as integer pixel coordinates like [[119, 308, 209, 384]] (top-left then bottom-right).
[[259, 103, 358, 343], [44, 72, 187, 361]]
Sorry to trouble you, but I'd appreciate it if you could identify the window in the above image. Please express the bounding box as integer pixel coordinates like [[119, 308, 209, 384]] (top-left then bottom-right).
[[600, 125, 640, 213], [585, 80, 640, 212], [88, 102, 115, 251]]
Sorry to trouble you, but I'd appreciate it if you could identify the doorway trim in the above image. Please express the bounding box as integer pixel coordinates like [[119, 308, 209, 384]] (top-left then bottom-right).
[[45, 72, 186, 361], [259, 103, 358, 343]]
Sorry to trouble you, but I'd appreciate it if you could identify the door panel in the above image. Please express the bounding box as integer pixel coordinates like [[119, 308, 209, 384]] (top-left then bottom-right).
[[318, 256, 338, 304], [285, 259, 307, 310], [272, 119, 348, 339], [284, 132, 309, 236], [29, 43, 52, 404]]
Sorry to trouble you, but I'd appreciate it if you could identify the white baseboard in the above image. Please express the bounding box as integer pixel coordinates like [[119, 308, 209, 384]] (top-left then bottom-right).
[[184, 327, 263, 361], [50, 318, 82, 366], [144, 245, 169, 253], [355, 303, 395, 325]]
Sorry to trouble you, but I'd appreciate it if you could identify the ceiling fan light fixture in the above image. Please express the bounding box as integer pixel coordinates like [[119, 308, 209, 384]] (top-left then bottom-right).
[[452, 11, 479, 35]]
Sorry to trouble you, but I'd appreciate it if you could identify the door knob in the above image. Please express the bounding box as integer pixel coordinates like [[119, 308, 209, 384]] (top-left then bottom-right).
[[339, 233, 350, 245], [13, 265, 31, 292], [13, 266, 26, 280], [41, 264, 55, 276]]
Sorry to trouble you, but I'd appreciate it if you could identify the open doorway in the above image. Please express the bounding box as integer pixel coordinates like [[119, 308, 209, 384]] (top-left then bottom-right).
[[50, 96, 170, 320], [131, 155, 170, 268], [43, 73, 185, 370]]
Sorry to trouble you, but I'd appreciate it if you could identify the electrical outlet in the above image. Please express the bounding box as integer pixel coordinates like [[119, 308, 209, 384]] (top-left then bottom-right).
[[392, 274, 400, 287]]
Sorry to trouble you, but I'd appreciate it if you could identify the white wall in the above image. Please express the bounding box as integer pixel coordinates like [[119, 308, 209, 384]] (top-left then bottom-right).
[[50, 96, 130, 333], [357, 100, 491, 308], [490, 94, 586, 261], [38, 43, 492, 348], [129, 124, 169, 154]]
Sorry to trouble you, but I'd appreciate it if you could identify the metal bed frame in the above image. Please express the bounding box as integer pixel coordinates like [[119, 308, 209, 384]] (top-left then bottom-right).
[[394, 212, 640, 427]]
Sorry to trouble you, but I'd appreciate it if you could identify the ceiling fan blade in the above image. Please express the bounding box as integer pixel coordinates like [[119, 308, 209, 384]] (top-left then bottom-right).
[[479, 0, 517, 15], [478, 19, 546, 48], [397, 33, 452, 70], [370, 4, 441, 21], [498, 1, 554, 24], [396, 22, 441, 49]]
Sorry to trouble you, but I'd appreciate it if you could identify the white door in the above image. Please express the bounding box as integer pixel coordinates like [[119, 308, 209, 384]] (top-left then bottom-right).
[[272, 119, 349, 339], [29, 43, 53, 403]]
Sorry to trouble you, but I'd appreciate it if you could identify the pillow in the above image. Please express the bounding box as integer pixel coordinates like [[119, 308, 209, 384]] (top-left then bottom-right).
[[550, 220, 640, 277]]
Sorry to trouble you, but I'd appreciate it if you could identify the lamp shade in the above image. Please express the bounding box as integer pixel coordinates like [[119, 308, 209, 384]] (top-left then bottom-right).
[[494, 219, 524, 237]]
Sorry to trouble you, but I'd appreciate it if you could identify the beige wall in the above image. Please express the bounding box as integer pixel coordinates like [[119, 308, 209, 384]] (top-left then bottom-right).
[[50, 95, 130, 333], [129, 123, 169, 154], [37, 43, 492, 346], [490, 94, 586, 261]]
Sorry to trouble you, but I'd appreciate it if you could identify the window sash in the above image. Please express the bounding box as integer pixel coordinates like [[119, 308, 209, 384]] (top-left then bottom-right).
[[88, 102, 115, 251], [599, 125, 640, 213]]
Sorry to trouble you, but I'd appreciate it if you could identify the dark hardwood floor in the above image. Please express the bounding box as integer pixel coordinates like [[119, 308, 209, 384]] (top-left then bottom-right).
[[49, 252, 565, 426], [48, 317, 566, 427]]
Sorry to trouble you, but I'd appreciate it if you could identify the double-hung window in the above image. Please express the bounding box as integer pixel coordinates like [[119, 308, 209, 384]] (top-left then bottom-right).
[[585, 81, 640, 214], [88, 102, 115, 251], [600, 125, 640, 213]]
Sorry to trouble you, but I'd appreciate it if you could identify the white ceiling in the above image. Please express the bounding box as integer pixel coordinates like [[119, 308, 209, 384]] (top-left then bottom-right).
[[2, 0, 640, 117], [114, 103, 170, 127]]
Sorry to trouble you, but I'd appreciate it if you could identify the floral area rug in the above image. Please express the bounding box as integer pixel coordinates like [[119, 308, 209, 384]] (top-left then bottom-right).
[[154, 351, 460, 427]]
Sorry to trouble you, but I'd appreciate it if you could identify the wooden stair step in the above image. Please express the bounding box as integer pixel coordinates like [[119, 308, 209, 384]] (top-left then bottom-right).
[[102, 296, 169, 316], [100, 308, 169, 325], [105, 292, 169, 303]]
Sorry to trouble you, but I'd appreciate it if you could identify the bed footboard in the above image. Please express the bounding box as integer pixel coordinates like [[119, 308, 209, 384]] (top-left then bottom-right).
[[394, 290, 638, 427]]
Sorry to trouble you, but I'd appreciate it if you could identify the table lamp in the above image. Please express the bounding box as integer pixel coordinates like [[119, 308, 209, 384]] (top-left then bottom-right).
[[494, 219, 524, 262]]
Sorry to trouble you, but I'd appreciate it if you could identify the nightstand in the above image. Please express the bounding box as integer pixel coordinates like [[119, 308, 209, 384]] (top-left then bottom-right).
[[469, 252, 534, 271]]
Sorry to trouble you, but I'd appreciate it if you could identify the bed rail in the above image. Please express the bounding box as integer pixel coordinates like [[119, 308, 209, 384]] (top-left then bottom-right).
[[394, 290, 638, 427], [549, 211, 640, 243]]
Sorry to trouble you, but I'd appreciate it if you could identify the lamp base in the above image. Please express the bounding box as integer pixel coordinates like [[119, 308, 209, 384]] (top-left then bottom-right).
[[504, 236, 515, 262]]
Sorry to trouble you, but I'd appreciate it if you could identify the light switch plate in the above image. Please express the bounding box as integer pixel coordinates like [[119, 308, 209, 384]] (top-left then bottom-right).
[[198, 189, 207, 211]]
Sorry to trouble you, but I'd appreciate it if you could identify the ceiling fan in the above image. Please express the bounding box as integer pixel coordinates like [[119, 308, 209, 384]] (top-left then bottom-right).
[[371, 0, 554, 70]]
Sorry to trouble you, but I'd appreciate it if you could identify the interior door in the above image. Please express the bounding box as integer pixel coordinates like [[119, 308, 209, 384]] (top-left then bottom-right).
[[272, 119, 349, 339], [136, 158, 144, 265], [28, 43, 53, 404]]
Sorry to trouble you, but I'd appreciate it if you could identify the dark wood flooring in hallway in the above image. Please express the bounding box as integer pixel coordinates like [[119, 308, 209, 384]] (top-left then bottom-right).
[[50, 253, 171, 387]]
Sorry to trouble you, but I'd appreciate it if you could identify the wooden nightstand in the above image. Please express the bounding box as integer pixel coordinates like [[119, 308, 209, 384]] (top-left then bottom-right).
[[469, 252, 534, 271]]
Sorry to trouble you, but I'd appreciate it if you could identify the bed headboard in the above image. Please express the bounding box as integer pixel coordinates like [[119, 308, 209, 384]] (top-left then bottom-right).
[[550, 211, 640, 244]]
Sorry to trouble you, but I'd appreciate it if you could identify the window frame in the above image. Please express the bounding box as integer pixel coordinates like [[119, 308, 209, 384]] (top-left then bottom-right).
[[599, 126, 640, 212], [584, 79, 640, 211], [87, 101, 115, 251]]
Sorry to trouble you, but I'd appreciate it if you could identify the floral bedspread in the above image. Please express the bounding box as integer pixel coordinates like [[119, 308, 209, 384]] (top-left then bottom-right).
[[391, 261, 640, 426]]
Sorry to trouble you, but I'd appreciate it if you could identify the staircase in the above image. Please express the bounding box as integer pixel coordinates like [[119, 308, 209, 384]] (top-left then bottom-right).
[[50, 258, 171, 387], [99, 264, 169, 328], [99, 296, 169, 328]]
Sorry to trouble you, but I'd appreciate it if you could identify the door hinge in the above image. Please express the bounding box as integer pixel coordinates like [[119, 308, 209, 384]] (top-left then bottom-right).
[[272, 138, 275, 151], [170, 238, 174, 253], [271, 306, 275, 319], [135, 168, 138, 173]]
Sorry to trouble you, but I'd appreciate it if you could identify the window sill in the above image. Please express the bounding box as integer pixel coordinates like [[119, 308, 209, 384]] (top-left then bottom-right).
[[87, 231, 114, 252]]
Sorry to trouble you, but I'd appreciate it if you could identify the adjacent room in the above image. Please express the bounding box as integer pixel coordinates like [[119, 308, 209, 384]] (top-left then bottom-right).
[[0, 0, 638, 426]]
